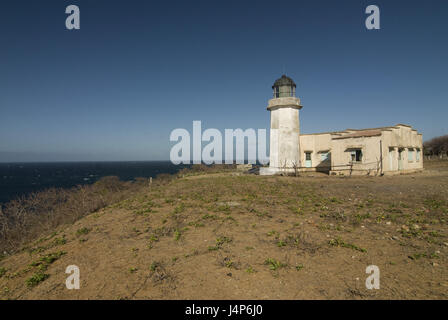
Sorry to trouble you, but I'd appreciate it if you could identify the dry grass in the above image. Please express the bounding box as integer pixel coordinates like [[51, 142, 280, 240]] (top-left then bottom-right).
[[0, 162, 447, 299], [0, 176, 150, 254]]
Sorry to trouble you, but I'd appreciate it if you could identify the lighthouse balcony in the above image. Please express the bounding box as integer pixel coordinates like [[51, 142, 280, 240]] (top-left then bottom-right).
[[267, 97, 302, 111]]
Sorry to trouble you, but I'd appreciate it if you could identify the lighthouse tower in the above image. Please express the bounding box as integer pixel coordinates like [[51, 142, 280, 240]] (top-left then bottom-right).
[[260, 75, 302, 175]]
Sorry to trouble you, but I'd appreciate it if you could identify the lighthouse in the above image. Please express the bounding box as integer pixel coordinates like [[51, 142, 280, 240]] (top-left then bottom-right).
[[260, 75, 302, 175]]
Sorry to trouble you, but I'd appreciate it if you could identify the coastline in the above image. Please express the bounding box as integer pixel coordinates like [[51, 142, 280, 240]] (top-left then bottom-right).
[[0, 161, 187, 205]]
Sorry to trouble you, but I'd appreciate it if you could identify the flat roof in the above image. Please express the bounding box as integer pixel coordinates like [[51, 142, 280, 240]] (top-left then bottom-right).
[[301, 124, 421, 138], [333, 129, 382, 140]]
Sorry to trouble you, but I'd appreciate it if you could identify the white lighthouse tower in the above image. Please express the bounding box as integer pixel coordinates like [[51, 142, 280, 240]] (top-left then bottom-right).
[[260, 75, 302, 175]]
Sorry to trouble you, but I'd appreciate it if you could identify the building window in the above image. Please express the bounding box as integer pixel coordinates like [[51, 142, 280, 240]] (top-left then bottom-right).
[[416, 148, 421, 162], [320, 152, 330, 162], [305, 152, 312, 161], [320, 153, 327, 161], [350, 149, 362, 162], [408, 148, 414, 162]]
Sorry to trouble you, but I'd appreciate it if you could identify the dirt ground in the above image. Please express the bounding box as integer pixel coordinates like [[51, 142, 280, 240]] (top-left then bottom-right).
[[0, 160, 447, 300]]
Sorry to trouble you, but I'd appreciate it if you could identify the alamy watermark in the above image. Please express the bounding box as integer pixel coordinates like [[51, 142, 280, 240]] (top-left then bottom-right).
[[63, 5, 380, 32], [365, 265, 380, 289], [65, 5, 80, 30], [65, 265, 80, 290], [365, 5, 380, 30], [169, 121, 269, 165]]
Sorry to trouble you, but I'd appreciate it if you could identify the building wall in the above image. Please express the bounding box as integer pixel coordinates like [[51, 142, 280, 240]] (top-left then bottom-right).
[[381, 126, 423, 174], [299, 134, 332, 171], [330, 135, 382, 175], [297, 125, 423, 175]]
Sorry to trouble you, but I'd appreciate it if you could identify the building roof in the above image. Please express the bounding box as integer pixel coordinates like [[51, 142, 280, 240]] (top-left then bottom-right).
[[272, 75, 296, 88], [301, 124, 421, 139], [333, 129, 382, 140]]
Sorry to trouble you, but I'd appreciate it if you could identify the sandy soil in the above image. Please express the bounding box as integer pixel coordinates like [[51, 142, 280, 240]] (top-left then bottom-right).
[[0, 161, 447, 299]]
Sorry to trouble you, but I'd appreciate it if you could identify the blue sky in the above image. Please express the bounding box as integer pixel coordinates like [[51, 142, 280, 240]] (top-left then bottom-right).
[[0, 0, 447, 161]]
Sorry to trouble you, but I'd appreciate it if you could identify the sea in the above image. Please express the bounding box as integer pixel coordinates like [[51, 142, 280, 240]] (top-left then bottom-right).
[[0, 161, 187, 205]]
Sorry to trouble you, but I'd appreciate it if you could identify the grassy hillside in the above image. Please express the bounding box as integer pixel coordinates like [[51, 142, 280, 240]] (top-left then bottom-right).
[[0, 162, 447, 299]]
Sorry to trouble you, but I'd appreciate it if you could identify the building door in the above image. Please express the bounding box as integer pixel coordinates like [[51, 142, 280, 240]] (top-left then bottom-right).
[[398, 149, 403, 170], [389, 148, 394, 171], [305, 152, 312, 168]]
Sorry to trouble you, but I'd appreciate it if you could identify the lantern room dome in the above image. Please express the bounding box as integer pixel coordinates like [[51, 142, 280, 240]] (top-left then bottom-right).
[[272, 75, 296, 89], [272, 75, 297, 98]]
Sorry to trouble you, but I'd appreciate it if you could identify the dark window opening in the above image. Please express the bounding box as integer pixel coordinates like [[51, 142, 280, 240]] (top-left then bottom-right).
[[305, 152, 312, 161], [350, 149, 362, 162]]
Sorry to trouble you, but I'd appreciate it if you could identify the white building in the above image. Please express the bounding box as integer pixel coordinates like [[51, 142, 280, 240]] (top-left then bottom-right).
[[260, 75, 423, 176]]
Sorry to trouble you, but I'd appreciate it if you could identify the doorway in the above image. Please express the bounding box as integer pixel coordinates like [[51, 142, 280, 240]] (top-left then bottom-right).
[[305, 152, 312, 168], [389, 148, 394, 171], [398, 148, 403, 171]]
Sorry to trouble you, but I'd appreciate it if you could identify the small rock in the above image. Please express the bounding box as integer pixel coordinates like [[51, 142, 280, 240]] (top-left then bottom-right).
[[392, 236, 399, 240], [217, 201, 241, 207], [401, 225, 410, 232], [432, 262, 439, 267], [386, 221, 391, 225], [413, 224, 420, 230]]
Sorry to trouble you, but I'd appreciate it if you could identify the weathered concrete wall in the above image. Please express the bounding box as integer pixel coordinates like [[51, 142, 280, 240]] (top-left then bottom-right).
[[298, 124, 423, 175], [266, 97, 301, 172], [330, 135, 382, 175], [299, 133, 332, 170], [381, 125, 423, 174]]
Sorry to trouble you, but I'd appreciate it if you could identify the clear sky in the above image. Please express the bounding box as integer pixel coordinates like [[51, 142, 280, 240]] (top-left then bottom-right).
[[0, 0, 447, 161]]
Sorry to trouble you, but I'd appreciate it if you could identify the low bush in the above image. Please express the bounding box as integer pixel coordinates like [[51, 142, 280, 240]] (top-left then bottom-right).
[[0, 176, 149, 253]]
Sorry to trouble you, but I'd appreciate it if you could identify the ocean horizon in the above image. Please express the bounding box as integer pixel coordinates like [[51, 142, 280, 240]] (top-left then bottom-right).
[[0, 161, 187, 205]]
